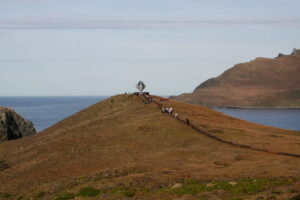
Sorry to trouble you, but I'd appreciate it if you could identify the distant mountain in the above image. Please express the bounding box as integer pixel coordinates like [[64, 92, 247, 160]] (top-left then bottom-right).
[[0, 95, 300, 199], [0, 107, 36, 142], [171, 49, 300, 108]]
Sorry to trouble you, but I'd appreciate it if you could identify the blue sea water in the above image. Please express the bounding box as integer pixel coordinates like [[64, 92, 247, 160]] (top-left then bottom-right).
[[0, 96, 299, 132], [215, 108, 300, 131], [0, 96, 107, 131]]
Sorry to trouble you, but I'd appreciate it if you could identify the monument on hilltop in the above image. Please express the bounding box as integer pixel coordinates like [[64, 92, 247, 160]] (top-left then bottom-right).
[[135, 81, 149, 95]]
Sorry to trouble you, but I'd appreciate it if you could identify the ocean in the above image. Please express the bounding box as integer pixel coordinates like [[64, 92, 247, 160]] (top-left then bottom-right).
[[0, 96, 107, 131], [0, 96, 299, 132], [215, 108, 300, 131]]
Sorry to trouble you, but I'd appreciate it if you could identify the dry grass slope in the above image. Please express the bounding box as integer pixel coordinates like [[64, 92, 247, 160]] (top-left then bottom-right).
[[0, 94, 299, 200], [171, 55, 300, 108]]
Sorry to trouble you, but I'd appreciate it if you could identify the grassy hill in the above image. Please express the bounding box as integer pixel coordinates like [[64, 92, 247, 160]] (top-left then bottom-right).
[[0, 94, 300, 200], [171, 55, 300, 108]]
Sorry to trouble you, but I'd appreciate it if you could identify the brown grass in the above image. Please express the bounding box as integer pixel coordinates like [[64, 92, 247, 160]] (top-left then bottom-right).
[[0, 94, 299, 199], [172, 55, 300, 108]]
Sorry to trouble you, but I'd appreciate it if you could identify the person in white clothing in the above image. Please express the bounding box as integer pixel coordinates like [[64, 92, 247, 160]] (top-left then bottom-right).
[[174, 113, 179, 119]]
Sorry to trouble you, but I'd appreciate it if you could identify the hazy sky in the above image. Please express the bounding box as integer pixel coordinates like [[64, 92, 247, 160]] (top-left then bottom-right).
[[1, 0, 300, 96]]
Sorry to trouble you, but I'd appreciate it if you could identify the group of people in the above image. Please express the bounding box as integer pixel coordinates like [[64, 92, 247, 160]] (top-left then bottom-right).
[[143, 94, 153, 104], [162, 107, 173, 114], [143, 94, 182, 120], [162, 107, 180, 119]]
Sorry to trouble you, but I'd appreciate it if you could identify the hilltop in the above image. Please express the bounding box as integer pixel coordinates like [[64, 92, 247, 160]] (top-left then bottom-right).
[[0, 95, 300, 200], [170, 51, 300, 108]]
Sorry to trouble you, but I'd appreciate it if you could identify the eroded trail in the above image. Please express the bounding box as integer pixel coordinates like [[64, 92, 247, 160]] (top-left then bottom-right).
[[142, 94, 300, 159]]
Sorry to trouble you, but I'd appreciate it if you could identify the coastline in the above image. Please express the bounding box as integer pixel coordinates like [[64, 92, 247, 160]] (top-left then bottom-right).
[[214, 106, 300, 109]]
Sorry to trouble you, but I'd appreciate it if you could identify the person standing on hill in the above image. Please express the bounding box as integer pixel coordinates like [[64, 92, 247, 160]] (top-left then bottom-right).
[[169, 107, 173, 115], [186, 118, 190, 125], [174, 113, 179, 119]]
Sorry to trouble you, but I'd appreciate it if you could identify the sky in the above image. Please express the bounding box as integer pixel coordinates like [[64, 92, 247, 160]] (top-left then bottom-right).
[[0, 0, 300, 96]]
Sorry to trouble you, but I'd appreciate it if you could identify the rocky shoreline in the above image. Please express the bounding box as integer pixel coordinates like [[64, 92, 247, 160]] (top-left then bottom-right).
[[0, 107, 36, 142]]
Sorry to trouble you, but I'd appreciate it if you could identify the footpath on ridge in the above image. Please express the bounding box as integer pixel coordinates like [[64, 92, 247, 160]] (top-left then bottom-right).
[[140, 94, 300, 159]]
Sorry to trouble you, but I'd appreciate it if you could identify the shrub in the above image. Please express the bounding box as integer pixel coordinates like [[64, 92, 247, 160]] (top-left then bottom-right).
[[289, 189, 298, 193], [109, 185, 136, 197], [0, 193, 13, 199], [35, 191, 45, 198], [184, 178, 198, 185], [77, 187, 101, 197], [123, 189, 136, 197], [290, 194, 300, 200]]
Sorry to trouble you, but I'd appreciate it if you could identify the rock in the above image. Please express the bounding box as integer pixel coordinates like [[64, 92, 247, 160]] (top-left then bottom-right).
[[0, 107, 36, 142], [291, 48, 300, 55], [171, 183, 183, 189], [228, 181, 237, 185], [277, 53, 285, 57]]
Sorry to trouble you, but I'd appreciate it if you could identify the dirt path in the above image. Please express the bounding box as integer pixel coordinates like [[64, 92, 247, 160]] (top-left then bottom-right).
[[142, 94, 300, 159]]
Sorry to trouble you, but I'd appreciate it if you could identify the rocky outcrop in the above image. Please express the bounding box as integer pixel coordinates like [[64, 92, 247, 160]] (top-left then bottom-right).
[[171, 51, 300, 108], [291, 48, 300, 55], [0, 107, 36, 142], [277, 48, 300, 57]]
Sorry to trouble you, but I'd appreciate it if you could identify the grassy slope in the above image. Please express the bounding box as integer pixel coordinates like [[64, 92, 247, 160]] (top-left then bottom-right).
[[171, 55, 300, 108], [0, 95, 300, 200]]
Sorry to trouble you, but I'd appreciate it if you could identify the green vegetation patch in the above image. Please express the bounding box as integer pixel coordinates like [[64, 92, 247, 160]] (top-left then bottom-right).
[[53, 187, 100, 200], [158, 178, 290, 199], [51, 178, 292, 200], [229, 178, 288, 195], [290, 194, 300, 200], [0, 193, 13, 199], [34, 191, 46, 198], [109, 185, 136, 197], [77, 186, 101, 197]]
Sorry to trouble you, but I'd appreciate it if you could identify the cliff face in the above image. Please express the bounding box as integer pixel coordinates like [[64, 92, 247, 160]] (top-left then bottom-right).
[[171, 54, 300, 108], [0, 107, 36, 142]]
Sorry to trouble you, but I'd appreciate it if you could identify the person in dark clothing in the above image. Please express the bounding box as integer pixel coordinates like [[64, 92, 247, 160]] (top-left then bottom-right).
[[186, 118, 190, 125]]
